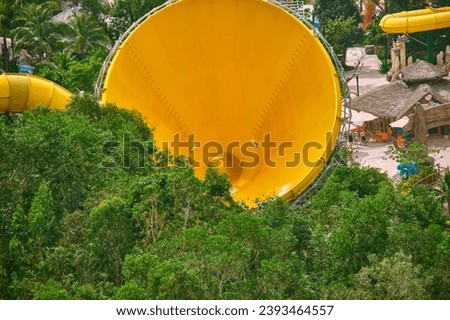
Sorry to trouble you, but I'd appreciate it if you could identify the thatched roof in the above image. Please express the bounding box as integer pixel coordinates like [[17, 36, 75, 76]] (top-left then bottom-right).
[[351, 81, 411, 118], [351, 79, 450, 119], [398, 83, 447, 118], [396, 60, 448, 84], [430, 79, 450, 101]]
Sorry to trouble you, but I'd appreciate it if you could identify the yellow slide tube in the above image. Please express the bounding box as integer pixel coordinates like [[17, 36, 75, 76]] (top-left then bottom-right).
[[0, 73, 72, 113], [102, 0, 341, 206], [380, 7, 450, 34]]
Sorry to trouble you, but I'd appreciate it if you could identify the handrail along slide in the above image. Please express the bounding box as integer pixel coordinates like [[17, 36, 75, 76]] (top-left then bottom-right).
[[271, 0, 352, 203]]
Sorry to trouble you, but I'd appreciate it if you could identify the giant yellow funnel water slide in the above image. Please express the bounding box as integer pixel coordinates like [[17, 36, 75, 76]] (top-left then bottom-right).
[[1, 0, 344, 207], [99, 0, 342, 206], [380, 6, 450, 34]]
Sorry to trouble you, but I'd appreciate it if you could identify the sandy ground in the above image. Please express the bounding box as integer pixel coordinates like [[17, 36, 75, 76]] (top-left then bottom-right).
[[344, 48, 450, 176]]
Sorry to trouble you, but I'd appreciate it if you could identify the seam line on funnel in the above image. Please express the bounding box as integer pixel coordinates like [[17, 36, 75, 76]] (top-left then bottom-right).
[[129, 46, 189, 135], [252, 41, 302, 136]]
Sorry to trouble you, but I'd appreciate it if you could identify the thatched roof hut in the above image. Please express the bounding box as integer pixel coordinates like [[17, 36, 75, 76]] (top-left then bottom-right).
[[396, 60, 448, 84], [351, 60, 450, 120]]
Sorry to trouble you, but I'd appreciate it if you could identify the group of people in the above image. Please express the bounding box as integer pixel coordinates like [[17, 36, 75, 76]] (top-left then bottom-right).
[[347, 127, 415, 151], [347, 130, 367, 149]]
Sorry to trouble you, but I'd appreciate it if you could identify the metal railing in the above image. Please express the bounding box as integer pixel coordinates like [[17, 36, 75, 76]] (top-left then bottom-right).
[[412, 165, 449, 187], [278, 1, 305, 19], [269, 0, 352, 204]]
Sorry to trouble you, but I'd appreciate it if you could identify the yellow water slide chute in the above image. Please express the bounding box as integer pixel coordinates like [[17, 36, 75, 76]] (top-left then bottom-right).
[[100, 0, 342, 206], [380, 6, 450, 34], [0, 73, 72, 112]]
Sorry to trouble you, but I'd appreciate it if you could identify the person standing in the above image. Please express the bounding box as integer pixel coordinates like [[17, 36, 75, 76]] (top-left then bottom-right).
[[353, 131, 359, 147], [361, 130, 367, 144], [348, 132, 353, 150]]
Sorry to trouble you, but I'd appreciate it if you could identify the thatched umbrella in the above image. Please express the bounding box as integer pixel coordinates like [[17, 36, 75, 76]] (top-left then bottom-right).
[[390, 116, 410, 129], [351, 110, 378, 125]]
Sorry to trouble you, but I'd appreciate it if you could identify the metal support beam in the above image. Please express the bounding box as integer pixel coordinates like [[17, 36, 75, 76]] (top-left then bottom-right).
[[427, 31, 435, 64]]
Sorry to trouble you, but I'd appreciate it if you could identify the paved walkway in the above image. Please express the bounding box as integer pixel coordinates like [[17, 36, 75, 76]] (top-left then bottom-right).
[[345, 47, 389, 96], [429, 138, 450, 170], [351, 138, 450, 178], [351, 142, 398, 177]]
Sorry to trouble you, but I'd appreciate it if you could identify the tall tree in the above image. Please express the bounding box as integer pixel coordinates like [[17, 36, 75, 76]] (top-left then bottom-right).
[[315, 0, 361, 25], [107, 0, 165, 41], [315, 0, 363, 60], [352, 252, 430, 299], [12, 2, 58, 61], [61, 14, 109, 59], [86, 197, 135, 285], [0, 0, 16, 71], [321, 17, 363, 56], [28, 183, 60, 260]]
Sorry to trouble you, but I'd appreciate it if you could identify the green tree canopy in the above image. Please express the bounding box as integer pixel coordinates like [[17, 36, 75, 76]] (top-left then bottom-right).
[[315, 0, 361, 25], [107, 0, 165, 41], [60, 14, 109, 59], [12, 2, 59, 61]]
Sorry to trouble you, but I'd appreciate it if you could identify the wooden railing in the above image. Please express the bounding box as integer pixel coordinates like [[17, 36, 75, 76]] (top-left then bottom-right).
[[412, 165, 449, 187]]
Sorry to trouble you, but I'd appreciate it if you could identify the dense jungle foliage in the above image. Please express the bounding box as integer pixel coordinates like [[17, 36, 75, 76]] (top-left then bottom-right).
[[0, 95, 448, 299], [0, 0, 449, 300]]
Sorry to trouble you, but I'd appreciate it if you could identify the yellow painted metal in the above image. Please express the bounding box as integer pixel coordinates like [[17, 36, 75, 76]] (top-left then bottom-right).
[[102, 0, 341, 207], [0, 73, 72, 113], [380, 7, 450, 34]]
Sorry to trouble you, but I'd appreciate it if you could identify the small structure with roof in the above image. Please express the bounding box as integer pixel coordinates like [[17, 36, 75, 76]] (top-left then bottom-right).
[[351, 60, 450, 144]]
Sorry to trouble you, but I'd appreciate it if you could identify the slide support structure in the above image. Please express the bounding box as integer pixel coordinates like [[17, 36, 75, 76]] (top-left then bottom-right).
[[427, 31, 434, 64]]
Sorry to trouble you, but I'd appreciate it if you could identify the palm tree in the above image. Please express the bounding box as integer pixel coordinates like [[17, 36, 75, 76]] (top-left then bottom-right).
[[62, 14, 109, 59], [0, 0, 16, 71], [12, 2, 58, 61]]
